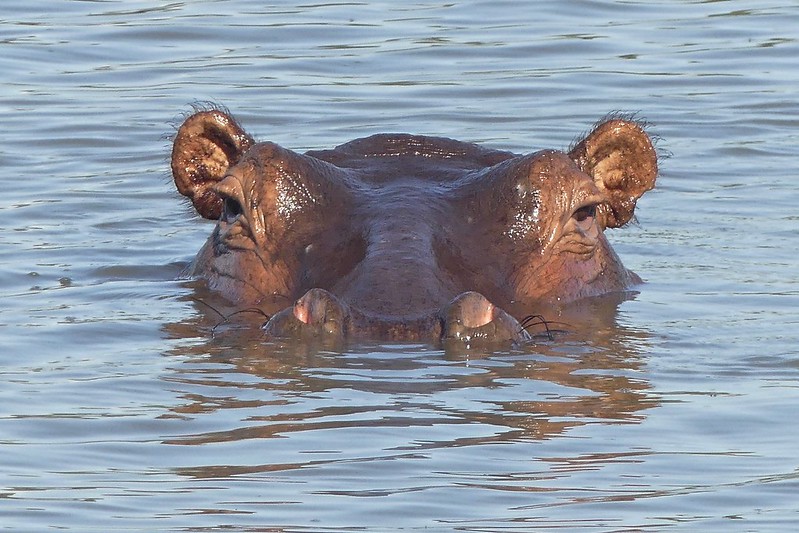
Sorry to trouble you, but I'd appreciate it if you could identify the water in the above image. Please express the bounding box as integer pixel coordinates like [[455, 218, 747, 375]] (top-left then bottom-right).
[[2, 1, 798, 531]]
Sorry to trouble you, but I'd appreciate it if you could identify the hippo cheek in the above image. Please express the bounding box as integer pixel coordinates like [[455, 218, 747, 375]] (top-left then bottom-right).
[[263, 288, 349, 340], [441, 291, 531, 346], [534, 238, 635, 302]]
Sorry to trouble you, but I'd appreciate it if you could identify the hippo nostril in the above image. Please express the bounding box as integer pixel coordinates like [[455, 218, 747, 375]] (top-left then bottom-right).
[[442, 291, 530, 345], [443, 291, 495, 337], [265, 288, 349, 339], [452, 291, 495, 328], [293, 300, 310, 324], [293, 288, 337, 325]]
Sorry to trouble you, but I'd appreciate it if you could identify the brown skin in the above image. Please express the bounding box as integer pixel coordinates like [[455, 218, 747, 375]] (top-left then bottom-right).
[[172, 109, 657, 344]]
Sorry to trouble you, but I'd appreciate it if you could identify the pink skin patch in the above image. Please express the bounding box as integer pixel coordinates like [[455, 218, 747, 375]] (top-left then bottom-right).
[[458, 293, 496, 329], [294, 301, 310, 324], [292, 290, 334, 325], [293, 293, 323, 324]]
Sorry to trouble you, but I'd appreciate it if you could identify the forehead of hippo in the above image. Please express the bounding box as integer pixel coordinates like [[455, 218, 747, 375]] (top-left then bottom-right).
[[305, 133, 517, 183]]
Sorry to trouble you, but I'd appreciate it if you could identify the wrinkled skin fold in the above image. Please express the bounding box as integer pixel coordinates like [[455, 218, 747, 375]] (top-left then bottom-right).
[[171, 108, 657, 345]]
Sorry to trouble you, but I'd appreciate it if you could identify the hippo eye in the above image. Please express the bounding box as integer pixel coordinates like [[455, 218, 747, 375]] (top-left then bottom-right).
[[222, 196, 244, 223], [572, 204, 597, 228]]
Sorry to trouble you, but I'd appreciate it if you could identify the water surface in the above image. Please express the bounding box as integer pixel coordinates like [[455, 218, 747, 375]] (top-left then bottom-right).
[[1, 1, 798, 531]]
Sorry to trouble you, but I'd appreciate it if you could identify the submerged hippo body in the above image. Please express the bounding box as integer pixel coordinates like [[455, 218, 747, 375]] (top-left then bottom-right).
[[172, 108, 657, 344]]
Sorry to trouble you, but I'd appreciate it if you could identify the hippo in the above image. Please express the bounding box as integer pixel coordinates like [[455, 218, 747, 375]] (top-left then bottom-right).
[[171, 108, 657, 344]]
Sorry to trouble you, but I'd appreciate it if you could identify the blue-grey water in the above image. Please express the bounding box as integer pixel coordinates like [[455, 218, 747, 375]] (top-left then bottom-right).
[[2, 1, 798, 531]]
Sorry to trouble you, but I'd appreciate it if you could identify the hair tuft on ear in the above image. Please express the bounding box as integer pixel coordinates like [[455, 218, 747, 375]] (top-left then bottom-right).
[[171, 109, 254, 219], [569, 117, 657, 228]]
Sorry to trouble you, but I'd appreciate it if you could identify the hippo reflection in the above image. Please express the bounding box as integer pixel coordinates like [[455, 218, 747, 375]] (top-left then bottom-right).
[[171, 108, 657, 344]]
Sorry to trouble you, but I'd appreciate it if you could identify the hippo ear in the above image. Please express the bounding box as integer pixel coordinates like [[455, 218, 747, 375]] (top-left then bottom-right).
[[171, 110, 254, 219], [569, 118, 657, 228]]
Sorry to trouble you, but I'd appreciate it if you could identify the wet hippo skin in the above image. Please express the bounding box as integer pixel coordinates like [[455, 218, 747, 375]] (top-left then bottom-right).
[[171, 108, 657, 345]]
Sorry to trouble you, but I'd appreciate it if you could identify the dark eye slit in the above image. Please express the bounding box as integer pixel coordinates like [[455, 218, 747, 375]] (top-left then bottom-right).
[[222, 196, 244, 222], [573, 204, 596, 222]]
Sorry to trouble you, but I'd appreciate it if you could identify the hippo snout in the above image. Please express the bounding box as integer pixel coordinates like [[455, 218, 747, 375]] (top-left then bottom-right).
[[263, 288, 530, 345]]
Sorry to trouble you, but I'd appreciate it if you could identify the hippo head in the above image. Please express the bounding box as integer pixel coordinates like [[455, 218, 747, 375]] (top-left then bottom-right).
[[172, 108, 657, 345]]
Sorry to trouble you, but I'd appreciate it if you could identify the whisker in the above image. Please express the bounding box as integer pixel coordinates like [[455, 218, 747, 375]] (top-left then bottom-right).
[[211, 308, 271, 334], [519, 314, 554, 341], [191, 297, 270, 333], [191, 297, 226, 320]]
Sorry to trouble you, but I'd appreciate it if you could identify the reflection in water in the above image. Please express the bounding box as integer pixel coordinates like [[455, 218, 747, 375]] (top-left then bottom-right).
[[162, 289, 659, 482]]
